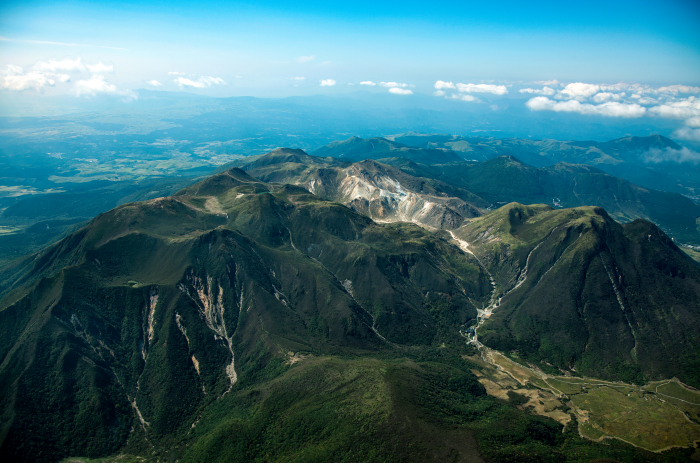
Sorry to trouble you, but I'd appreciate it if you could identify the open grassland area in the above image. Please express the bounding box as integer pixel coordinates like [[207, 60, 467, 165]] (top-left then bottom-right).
[[649, 379, 700, 404], [468, 348, 700, 453], [571, 386, 700, 452], [682, 246, 700, 264]]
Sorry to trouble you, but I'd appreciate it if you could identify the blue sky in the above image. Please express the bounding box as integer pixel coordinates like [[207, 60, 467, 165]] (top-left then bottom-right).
[[1, 0, 700, 141], [2, 0, 699, 91]]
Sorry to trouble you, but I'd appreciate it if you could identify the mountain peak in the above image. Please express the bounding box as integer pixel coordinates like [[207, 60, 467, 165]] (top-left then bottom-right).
[[492, 155, 526, 165], [605, 134, 681, 151], [244, 148, 317, 169]]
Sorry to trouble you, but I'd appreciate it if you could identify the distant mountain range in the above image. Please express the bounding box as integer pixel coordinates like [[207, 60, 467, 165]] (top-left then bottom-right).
[[234, 140, 700, 245], [389, 133, 700, 197]]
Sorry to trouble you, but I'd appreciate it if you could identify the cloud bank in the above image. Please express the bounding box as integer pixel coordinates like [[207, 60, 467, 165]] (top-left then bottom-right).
[[1, 58, 132, 99], [434, 80, 508, 102], [522, 81, 700, 141], [173, 75, 226, 89], [526, 96, 647, 118], [643, 147, 700, 163]]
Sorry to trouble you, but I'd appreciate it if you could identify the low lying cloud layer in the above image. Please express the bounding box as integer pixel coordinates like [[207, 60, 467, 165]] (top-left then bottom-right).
[[388, 87, 413, 95], [526, 96, 647, 118], [519, 86, 556, 96], [1, 57, 134, 99], [522, 81, 700, 142], [75, 74, 117, 96], [3, 61, 700, 144], [356, 80, 413, 94], [1, 65, 67, 91], [173, 75, 226, 89], [643, 147, 700, 164], [434, 80, 508, 102]]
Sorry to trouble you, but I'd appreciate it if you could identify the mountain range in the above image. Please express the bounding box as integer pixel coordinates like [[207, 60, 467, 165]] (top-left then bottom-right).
[[388, 133, 700, 198], [238, 141, 700, 246], [2, 133, 697, 266], [1, 138, 699, 462]]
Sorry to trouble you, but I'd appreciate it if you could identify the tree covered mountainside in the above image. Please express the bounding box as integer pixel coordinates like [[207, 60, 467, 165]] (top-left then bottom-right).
[[1, 142, 699, 462]]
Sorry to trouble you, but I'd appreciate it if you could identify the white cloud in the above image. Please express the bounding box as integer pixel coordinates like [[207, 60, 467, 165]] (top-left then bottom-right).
[[526, 97, 556, 111], [519, 86, 556, 96], [1, 65, 56, 91], [147, 80, 162, 87], [360, 81, 377, 86], [644, 146, 700, 162], [388, 87, 413, 95], [380, 81, 410, 88], [629, 94, 658, 105], [168, 71, 185, 76], [592, 92, 621, 103], [435, 81, 507, 100], [174, 75, 226, 89], [649, 97, 700, 119], [598, 102, 648, 117], [559, 82, 600, 100], [456, 83, 508, 95], [673, 127, 700, 143], [522, 81, 700, 137], [0, 58, 139, 99], [686, 116, 700, 128], [298, 55, 316, 63], [86, 62, 113, 73], [34, 57, 85, 72], [537, 79, 560, 86], [434, 80, 456, 90], [526, 96, 646, 118], [1, 59, 133, 98], [600, 82, 638, 93], [657, 85, 700, 94], [74, 74, 117, 96], [450, 94, 479, 102], [320, 79, 336, 87]]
